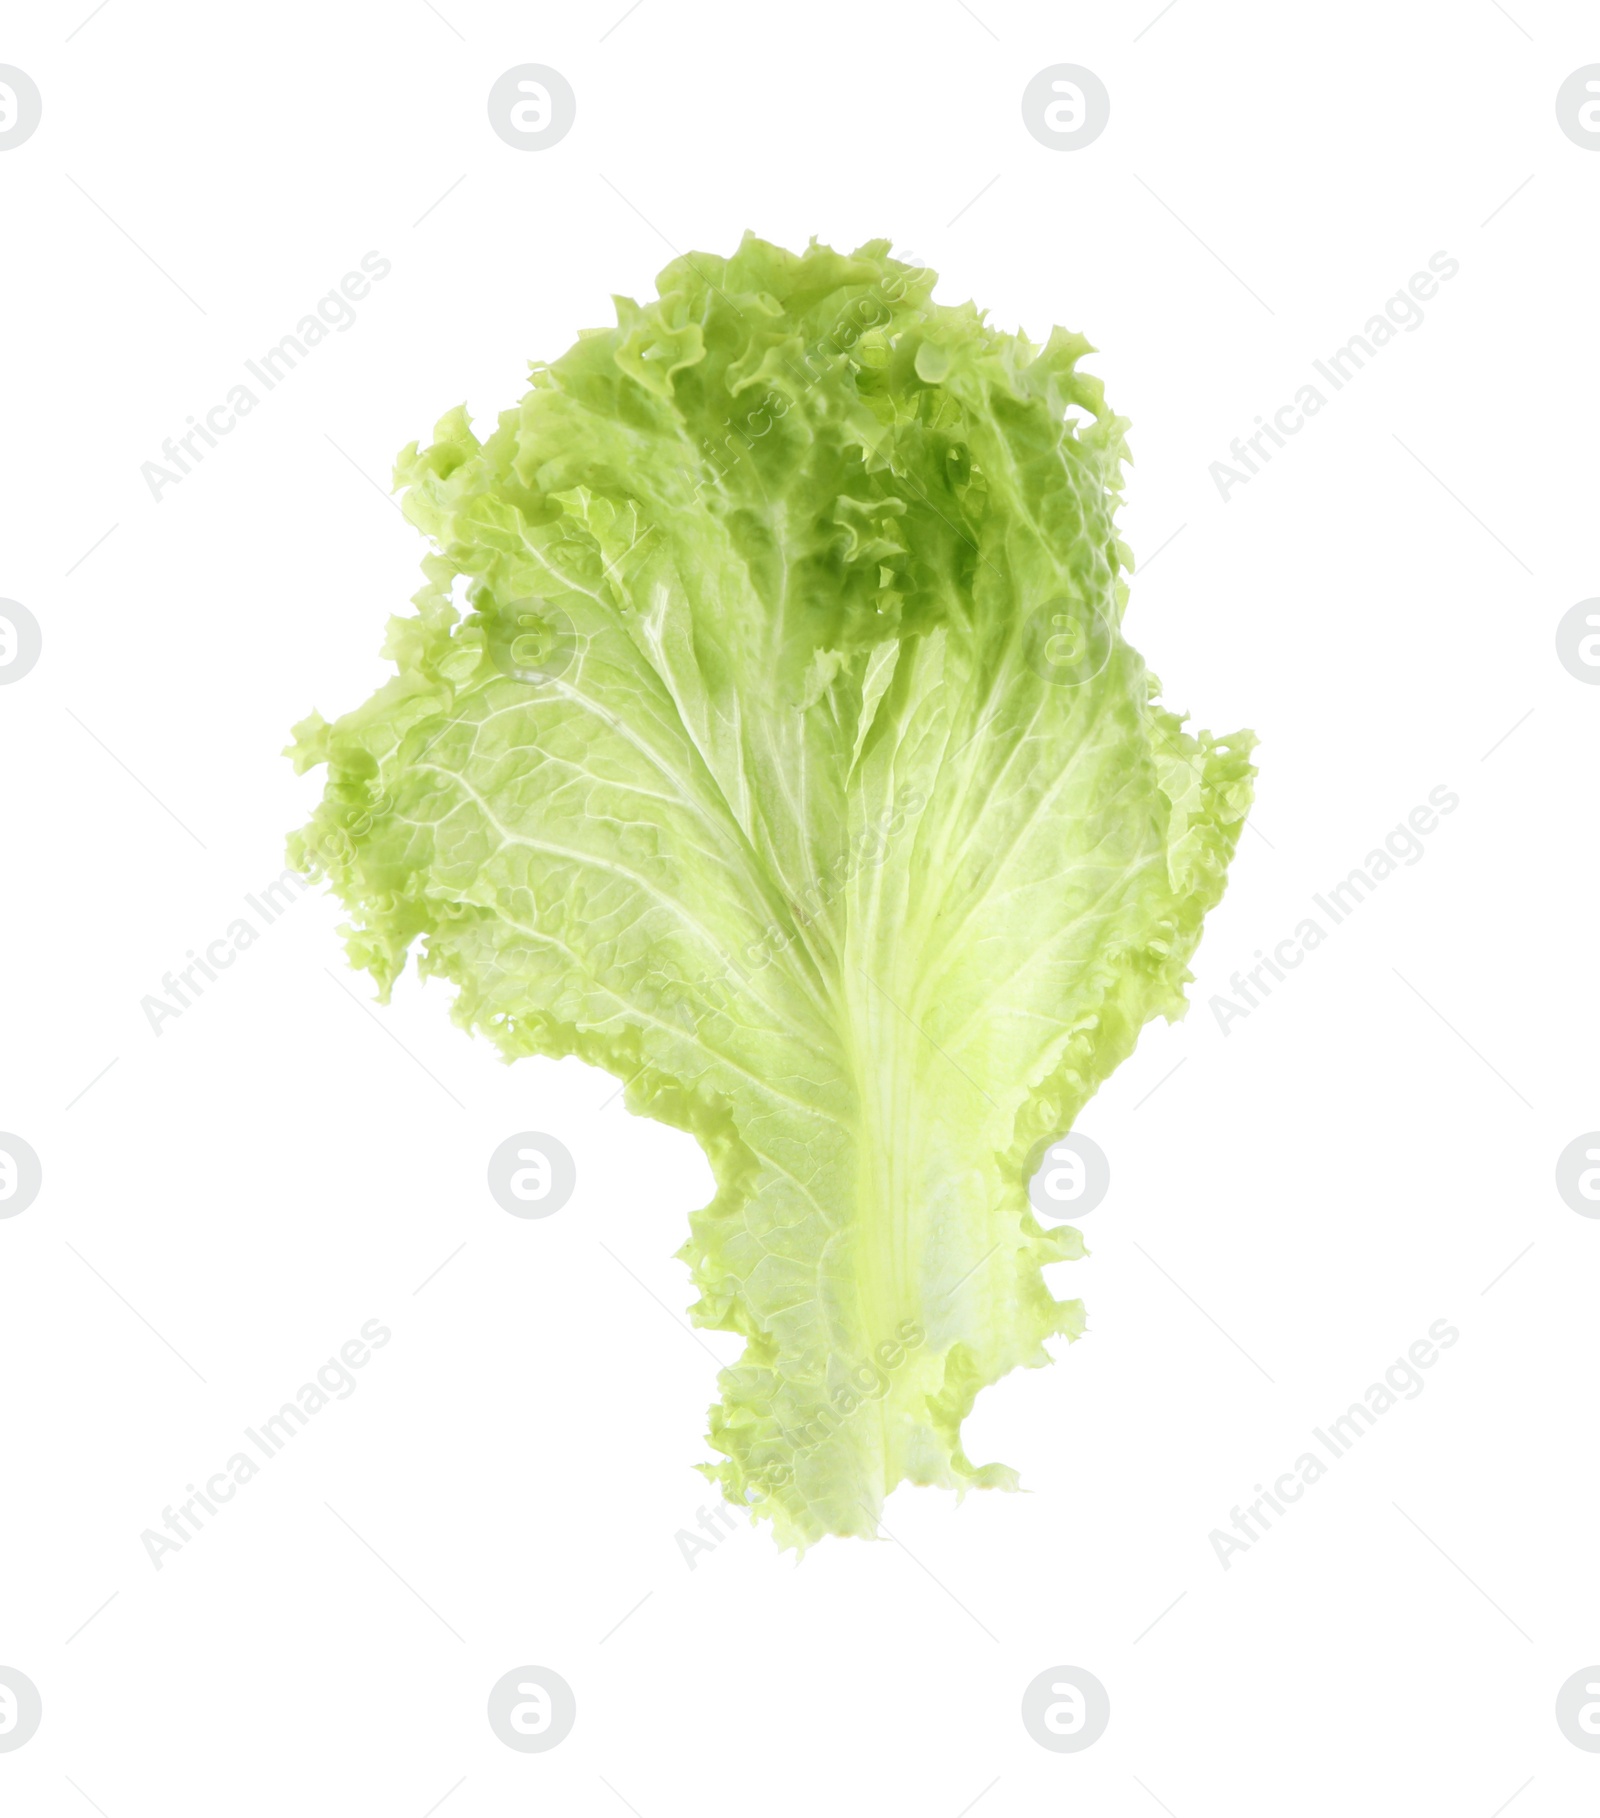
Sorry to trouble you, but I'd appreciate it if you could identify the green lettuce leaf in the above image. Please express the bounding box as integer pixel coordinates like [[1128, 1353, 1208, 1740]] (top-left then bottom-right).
[[289, 233, 1255, 1549]]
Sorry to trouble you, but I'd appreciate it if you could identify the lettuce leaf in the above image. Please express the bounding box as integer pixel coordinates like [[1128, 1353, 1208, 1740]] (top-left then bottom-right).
[[289, 234, 1255, 1549]]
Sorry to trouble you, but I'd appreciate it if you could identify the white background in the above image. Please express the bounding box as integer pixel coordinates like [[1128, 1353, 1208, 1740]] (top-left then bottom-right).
[[2, 1, 1597, 1812]]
